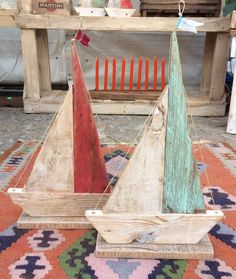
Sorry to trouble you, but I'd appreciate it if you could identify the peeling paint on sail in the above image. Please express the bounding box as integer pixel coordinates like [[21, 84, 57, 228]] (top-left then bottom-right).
[[163, 33, 205, 214]]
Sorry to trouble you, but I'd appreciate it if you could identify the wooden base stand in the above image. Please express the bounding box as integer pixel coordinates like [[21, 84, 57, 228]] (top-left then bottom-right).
[[95, 234, 214, 260], [24, 90, 226, 116], [17, 212, 93, 229]]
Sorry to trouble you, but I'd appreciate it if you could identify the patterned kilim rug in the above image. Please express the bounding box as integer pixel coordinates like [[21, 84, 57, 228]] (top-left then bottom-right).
[[0, 141, 236, 279]]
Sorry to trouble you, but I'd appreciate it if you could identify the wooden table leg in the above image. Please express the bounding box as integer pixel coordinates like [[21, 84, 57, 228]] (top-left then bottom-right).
[[201, 31, 230, 105], [201, 32, 217, 96], [209, 32, 230, 101], [36, 29, 52, 93], [21, 29, 41, 99], [21, 28, 52, 100], [18, 0, 52, 102]]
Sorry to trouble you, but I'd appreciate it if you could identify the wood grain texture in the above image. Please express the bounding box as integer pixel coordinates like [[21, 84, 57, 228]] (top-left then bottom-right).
[[25, 90, 74, 192], [230, 29, 236, 36], [201, 32, 217, 95], [15, 14, 230, 32], [141, 4, 219, 11], [231, 11, 236, 29], [0, 9, 15, 27], [24, 90, 66, 113], [86, 210, 224, 244], [103, 87, 168, 214], [91, 98, 226, 116], [21, 29, 41, 99], [163, 33, 205, 214], [8, 188, 109, 217], [17, 0, 32, 13], [141, 0, 220, 3], [36, 29, 51, 92], [95, 234, 214, 259], [23, 90, 226, 116], [17, 212, 94, 229], [90, 90, 161, 101], [72, 41, 108, 193], [209, 32, 230, 101]]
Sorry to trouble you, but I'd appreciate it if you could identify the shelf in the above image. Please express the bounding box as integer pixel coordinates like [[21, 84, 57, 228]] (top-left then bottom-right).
[[0, 9, 15, 27], [0, 9, 231, 33], [23, 89, 226, 116], [15, 14, 230, 32]]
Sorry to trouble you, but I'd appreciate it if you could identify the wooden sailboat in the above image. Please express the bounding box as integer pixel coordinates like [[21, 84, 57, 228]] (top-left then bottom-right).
[[7, 40, 109, 228], [74, 0, 106, 17], [86, 33, 223, 254], [105, 0, 136, 17]]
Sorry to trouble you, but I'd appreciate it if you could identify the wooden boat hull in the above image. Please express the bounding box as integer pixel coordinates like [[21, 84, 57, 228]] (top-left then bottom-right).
[[8, 188, 109, 217], [74, 7, 106, 17], [86, 210, 224, 244], [105, 8, 136, 17]]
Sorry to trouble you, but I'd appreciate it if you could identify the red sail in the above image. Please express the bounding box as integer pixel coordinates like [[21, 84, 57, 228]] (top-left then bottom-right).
[[120, 0, 132, 9], [72, 43, 108, 193]]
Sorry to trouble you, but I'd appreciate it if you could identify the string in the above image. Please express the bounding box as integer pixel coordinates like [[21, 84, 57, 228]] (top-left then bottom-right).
[[88, 44, 131, 75], [87, 47, 216, 210], [87, 43, 166, 145], [178, 0, 185, 17], [0, 190, 8, 196], [86, 83, 115, 160], [9, 96, 65, 190], [0, 49, 22, 82], [86, 44, 154, 146], [184, 91, 216, 207], [179, 33, 195, 53], [94, 91, 163, 210]]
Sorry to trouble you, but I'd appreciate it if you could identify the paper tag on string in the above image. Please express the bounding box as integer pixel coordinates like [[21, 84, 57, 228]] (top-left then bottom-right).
[[176, 16, 204, 33]]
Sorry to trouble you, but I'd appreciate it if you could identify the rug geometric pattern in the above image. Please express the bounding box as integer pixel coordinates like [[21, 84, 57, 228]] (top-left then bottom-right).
[[0, 141, 236, 278]]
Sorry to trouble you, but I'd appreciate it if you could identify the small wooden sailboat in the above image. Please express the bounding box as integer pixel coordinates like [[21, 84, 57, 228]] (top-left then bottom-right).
[[7, 40, 109, 227], [86, 33, 223, 249], [74, 0, 106, 17], [105, 0, 136, 17]]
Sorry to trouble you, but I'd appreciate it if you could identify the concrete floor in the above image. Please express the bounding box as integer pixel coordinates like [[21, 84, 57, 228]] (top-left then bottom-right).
[[0, 107, 235, 154]]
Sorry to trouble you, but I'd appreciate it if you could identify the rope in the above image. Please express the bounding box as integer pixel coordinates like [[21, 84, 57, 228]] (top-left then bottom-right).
[[0, 49, 22, 82], [11, 97, 65, 189], [178, 0, 185, 17], [86, 84, 115, 159], [94, 90, 164, 210], [88, 44, 130, 75], [0, 190, 8, 196], [184, 91, 216, 207]]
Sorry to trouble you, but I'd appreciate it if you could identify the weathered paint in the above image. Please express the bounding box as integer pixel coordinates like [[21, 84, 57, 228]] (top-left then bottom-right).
[[103, 87, 168, 214], [92, 0, 106, 8], [163, 33, 205, 214], [72, 43, 108, 193]]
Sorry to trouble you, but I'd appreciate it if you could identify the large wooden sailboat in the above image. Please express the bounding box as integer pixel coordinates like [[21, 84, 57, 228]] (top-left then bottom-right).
[[86, 33, 223, 249], [7, 40, 109, 226]]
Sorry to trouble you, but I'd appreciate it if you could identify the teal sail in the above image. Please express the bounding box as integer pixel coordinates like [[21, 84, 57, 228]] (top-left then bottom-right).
[[163, 33, 205, 214]]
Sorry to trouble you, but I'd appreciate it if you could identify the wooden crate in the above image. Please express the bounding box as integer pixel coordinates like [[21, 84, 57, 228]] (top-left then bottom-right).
[[140, 0, 221, 17], [32, 0, 71, 15]]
